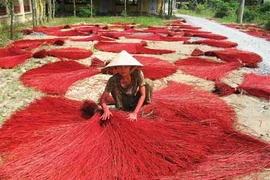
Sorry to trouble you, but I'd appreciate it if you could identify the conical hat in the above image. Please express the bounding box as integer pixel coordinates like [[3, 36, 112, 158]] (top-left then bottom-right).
[[105, 50, 143, 68]]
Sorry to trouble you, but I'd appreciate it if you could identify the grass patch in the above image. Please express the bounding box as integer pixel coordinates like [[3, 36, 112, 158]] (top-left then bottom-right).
[[0, 16, 166, 47], [44, 16, 165, 27]]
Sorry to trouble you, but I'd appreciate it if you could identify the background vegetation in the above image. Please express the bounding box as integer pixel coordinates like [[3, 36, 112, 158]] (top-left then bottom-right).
[[1, 0, 269, 48], [177, 0, 270, 30]]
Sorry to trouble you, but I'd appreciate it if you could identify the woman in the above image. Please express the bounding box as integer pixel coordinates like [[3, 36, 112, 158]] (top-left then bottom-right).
[[100, 50, 153, 121]]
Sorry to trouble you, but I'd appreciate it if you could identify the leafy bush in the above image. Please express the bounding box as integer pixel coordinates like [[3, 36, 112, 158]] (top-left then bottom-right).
[[195, 4, 207, 14], [78, 4, 96, 17], [264, 18, 270, 30], [259, 2, 270, 13], [243, 8, 257, 22]]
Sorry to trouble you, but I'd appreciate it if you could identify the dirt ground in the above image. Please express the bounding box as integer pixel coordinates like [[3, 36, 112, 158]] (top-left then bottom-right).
[[0, 23, 270, 178]]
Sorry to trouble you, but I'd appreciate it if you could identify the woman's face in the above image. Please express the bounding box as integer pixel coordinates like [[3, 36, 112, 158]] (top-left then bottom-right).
[[115, 66, 131, 77]]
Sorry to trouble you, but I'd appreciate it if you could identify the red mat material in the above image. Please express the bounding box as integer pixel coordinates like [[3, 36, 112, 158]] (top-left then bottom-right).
[[20, 61, 99, 94], [174, 57, 242, 81], [184, 39, 238, 48], [1, 83, 268, 179], [94, 41, 175, 54], [33, 47, 93, 60]]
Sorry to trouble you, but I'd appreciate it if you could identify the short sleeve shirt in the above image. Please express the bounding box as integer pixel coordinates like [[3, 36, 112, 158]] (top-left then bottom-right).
[[105, 69, 145, 96]]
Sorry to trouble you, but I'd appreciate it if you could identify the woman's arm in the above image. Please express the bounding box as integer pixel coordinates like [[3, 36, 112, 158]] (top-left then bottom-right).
[[128, 85, 146, 121], [99, 91, 113, 120]]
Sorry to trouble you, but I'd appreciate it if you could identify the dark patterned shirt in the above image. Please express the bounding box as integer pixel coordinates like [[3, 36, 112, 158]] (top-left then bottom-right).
[[104, 69, 151, 111]]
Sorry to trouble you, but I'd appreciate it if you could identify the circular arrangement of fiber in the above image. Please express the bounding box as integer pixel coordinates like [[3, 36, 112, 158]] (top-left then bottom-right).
[[184, 39, 238, 48], [134, 55, 177, 80], [237, 73, 270, 99], [0, 47, 32, 68], [0, 96, 89, 154], [94, 41, 175, 54], [124, 33, 190, 41], [205, 49, 262, 68], [9, 38, 66, 51], [174, 57, 242, 81], [20, 61, 99, 94], [1, 19, 270, 180], [0, 82, 269, 179], [33, 47, 93, 60], [214, 73, 270, 100], [184, 32, 228, 40]]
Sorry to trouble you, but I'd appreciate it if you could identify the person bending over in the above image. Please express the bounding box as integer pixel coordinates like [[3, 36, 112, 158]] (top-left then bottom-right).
[[100, 50, 153, 121]]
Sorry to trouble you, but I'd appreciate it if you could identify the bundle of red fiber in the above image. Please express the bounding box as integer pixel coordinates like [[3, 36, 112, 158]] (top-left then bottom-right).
[[9, 38, 66, 51], [167, 23, 201, 30], [124, 33, 190, 41], [33, 47, 93, 60], [0, 110, 220, 179], [41, 29, 91, 36], [97, 31, 129, 39], [184, 32, 228, 40], [134, 55, 177, 79], [204, 49, 262, 68], [90, 57, 105, 67], [212, 81, 236, 96], [1, 82, 269, 179], [184, 39, 238, 48], [144, 82, 236, 129], [0, 96, 93, 153], [73, 26, 99, 34], [174, 57, 242, 81], [177, 135, 270, 179], [237, 73, 270, 99], [0, 53, 32, 68], [0, 46, 25, 57], [181, 29, 211, 34], [0, 83, 233, 179], [191, 48, 205, 56], [20, 61, 99, 94], [69, 35, 114, 42], [94, 41, 175, 54]]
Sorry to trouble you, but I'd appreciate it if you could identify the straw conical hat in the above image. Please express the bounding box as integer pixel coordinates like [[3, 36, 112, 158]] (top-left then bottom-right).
[[105, 50, 143, 68]]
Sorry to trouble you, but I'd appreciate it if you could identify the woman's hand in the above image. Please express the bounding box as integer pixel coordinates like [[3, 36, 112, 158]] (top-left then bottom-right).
[[128, 112, 138, 121], [100, 108, 113, 121]]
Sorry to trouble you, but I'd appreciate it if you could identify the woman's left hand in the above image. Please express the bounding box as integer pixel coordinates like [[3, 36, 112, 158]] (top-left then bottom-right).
[[128, 112, 137, 121]]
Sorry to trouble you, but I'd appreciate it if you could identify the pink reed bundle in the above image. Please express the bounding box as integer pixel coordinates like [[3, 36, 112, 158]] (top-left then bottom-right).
[[0, 103, 226, 179], [237, 73, 270, 99], [97, 31, 129, 39], [43, 29, 91, 36], [174, 57, 242, 81], [0, 48, 32, 69], [9, 38, 66, 51], [124, 33, 189, 41], [0, 46, 28, 57], [33, 47, 93, 60], [90, 57, 105, 67], [184, 32, 228, 40], [205, 49, 262, 68], [20, 61, 99, 94], [191, 48, 262, 68], [184, 39, 238, 48], [144, 82, 236, 129], [213, 73, 270, 99], [213, 81, 236, 96], [0, 82, 269, 179], [0, 96, 92, 153], [94, 41, 175, 54], [167, 23, 201, 30], [134, 55, 177, 79], [69, 35, 114, 42]]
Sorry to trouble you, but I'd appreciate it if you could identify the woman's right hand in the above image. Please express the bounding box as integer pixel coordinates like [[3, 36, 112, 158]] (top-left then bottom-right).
[[100, 108, 113, 120]]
